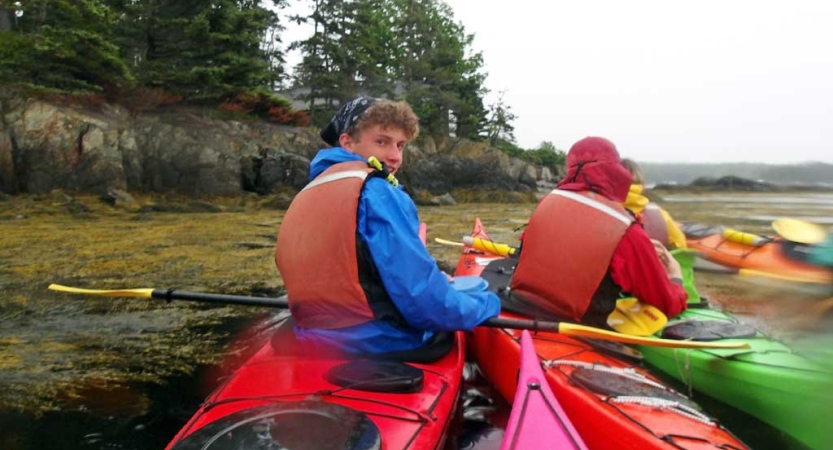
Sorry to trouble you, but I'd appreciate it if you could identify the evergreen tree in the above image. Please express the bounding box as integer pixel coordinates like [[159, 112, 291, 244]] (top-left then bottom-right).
[[451, 50, 488, 139], [484, 90, 517, 145], [291, 0, 489, 136], [291, 0, 399, 126], [290, 0, 352, 125], [135, 0, 285, 100], [393, 0, 487, 138], [343, 0, 399, 98], [0, 0, 133, 92]]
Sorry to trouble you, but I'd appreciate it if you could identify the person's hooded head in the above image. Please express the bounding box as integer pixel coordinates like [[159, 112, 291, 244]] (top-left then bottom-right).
[[556, 137, 632, 203]]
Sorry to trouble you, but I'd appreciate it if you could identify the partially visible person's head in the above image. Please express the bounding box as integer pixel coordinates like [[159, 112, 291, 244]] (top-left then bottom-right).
[[320, 97, 419, 174], [557, 136, 632, 203], [621, 158, 645, 185]]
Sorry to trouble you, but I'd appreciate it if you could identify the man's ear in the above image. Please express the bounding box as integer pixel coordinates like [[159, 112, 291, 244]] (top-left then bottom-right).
[[338, 133, 353, 150]]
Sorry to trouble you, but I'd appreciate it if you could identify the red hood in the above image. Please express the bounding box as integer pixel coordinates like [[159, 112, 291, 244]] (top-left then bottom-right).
[[557, 137, 632, 203]]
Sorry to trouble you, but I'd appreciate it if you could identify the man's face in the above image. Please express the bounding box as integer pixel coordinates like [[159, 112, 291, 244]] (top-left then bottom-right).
[[340, 125, 408, 174]]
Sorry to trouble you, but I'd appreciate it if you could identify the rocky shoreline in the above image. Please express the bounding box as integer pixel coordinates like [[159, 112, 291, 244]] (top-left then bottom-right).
[[3, 95, 829, 206], [0, 96, 559, 206]]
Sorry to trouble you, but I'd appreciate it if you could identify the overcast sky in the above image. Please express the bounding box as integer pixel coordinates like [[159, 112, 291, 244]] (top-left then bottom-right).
[[283, 1, 833, 164]]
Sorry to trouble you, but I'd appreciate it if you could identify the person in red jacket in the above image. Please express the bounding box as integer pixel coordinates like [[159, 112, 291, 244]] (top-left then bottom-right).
[[509, 136, 687, 328]]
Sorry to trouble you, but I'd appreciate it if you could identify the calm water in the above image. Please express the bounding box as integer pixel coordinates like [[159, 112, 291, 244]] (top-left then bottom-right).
[[1, 192, 832, 449]]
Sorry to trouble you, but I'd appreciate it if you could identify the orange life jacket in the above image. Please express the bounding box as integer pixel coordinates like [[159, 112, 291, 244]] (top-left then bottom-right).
[[275, 161, 402, 329], [510, 190, 634, 322], [641, 203, 670, 247]]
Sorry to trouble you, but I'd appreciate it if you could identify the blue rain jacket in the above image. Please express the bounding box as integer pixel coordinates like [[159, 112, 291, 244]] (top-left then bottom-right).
[[292, 148, 501, 354]]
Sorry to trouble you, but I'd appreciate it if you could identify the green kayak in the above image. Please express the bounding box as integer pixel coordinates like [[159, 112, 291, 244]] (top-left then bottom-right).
[[636, 250, 833, 450]]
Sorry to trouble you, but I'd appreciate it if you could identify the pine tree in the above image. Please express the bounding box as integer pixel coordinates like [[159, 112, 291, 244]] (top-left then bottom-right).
[[485, 90, 517, 146], [0, 0, 133, 92], [135, 0, 285, 101], [291, 0, 350, 125], [393, 0, 487, 138], [290, 0, 489, 135]]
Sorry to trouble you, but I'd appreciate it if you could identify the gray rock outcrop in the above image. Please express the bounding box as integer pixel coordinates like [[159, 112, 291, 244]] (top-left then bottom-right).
[[0, 96, 556, 198], [688, 176, 774, 191]]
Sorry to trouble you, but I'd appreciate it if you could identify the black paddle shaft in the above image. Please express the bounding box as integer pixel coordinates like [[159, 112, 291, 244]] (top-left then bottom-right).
[[150, 289, 289, 308], [481, 317, 563, 332], [148, 289, 560, 332]]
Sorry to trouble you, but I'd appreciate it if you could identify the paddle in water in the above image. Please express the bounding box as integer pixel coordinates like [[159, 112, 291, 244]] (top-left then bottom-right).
[[48, 284, 748, 349]]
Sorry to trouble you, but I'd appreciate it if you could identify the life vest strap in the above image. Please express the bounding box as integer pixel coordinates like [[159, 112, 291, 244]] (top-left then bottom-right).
[[551, 190, 632, 225], [302, 169, 370, 192]]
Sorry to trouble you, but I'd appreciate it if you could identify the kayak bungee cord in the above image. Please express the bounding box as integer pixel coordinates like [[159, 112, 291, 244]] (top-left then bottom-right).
[[544, 360, 668, 391], [545, 359, 722, 435], [610, 397, 714, 426]]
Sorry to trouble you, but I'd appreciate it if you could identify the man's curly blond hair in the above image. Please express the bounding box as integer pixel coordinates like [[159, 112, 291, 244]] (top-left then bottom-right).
[[348, 100, 420, 141]]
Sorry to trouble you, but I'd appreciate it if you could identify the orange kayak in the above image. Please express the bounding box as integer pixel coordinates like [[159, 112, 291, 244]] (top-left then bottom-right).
[[458, 219, 748, 450], [683, 224, 832, 283]]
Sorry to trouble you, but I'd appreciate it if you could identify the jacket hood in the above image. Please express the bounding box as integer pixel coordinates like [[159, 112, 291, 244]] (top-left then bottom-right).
[[625, 184, 649, 213], [557, 137, 632, 203], [309, 147, 364, 180]]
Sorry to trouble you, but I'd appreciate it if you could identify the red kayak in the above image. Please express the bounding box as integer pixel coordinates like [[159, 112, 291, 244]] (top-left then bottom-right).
[[165, 316, 465, 450], [458, 219, 748, 450], [500, 330, 587, 450]]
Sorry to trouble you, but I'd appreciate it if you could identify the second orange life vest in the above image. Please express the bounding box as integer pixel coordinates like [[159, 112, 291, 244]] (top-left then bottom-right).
[[510, 190, 634, 322]]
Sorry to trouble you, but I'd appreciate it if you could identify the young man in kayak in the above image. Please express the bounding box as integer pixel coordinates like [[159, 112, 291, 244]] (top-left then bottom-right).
[[275, 97, 500, 360], [509, 137, 687, 327], [621, 158, 687, 249]]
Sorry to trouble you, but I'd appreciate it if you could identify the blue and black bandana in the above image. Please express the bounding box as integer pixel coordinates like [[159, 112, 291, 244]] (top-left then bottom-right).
[[320, 97, 378, 146]]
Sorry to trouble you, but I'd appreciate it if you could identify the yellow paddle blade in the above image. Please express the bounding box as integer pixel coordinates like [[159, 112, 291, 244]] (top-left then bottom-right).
[[48, 284, 154, 298], [434, 237, 464, 247], [558, 323, 750, 349], [738, 268, 831, 284], [608, 298, 668, 336], [772, 218, 828, 245]]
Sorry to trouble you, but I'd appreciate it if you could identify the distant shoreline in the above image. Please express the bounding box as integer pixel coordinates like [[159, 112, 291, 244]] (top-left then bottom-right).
[[640, 162, 833, 187], [647, 175, 833, 193]]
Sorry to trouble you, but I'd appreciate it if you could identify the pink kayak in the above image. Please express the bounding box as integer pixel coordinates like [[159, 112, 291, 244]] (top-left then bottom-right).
[[500, 330, 588, 450]]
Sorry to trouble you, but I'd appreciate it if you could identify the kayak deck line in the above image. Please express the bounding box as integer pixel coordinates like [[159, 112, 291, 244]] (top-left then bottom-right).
[[544, 360, 669, 391], [194, 389, 433, 424], [482, 326, 749, 449], [634, 249, 833, 450], [459, 218, 750, 450], [609, 396, 714, 425], [165, 317, 466, 449], [501, 330, 587, 450], [657, 307, 830, 373], [543, 357, 718, 425]]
